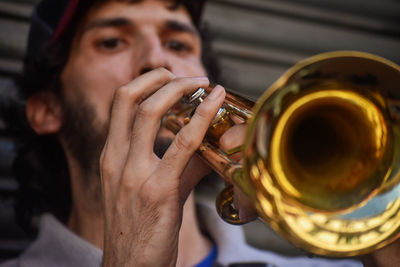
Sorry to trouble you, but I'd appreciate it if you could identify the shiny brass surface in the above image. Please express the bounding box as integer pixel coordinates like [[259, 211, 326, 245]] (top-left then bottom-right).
[[207, 108, 235, 145], [215, 184, 245, 224], [163, 51, 400, 257], [270, 89, 391, 212]]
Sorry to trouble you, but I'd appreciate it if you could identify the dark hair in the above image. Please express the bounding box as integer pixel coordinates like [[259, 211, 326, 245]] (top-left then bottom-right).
[[8, 3, 85, 232], [5, 0, 222, 233]]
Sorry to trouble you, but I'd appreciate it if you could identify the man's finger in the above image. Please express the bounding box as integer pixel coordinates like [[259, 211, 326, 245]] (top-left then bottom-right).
[[101, 68, 174, 184], [155, 85, 226, 198], [126, 77, 210, 173]]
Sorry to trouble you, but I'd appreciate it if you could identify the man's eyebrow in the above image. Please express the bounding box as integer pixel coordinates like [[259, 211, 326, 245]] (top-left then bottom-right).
[[82, 17, 199, 36], [165, 20, 199, 36], [84, 17, 133, 32]]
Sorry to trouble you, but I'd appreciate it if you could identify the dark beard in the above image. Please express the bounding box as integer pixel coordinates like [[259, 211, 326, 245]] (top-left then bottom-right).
[[59, 92, 108, 189], [59, 91, 173, 192]]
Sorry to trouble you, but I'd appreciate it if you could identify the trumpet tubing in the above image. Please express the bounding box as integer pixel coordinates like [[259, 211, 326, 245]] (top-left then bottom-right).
[[163, 51, 400, 257]]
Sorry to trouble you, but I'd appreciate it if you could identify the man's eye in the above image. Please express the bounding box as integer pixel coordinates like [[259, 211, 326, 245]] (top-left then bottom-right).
[[165, 40, 191, 53], [97, 38, 123, 51]]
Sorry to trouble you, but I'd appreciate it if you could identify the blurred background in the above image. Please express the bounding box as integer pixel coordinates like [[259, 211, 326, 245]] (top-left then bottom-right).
[[0, 0, 399, 262]]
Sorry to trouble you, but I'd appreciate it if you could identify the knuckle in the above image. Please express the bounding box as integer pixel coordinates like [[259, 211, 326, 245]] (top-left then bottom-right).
[[174, 132, 198, 152], [120, 178, 136, 194], [133, 180, 159, 206], [136, 102, 157, 120], [194, 104, 210, 120], [118, 170, 138, 193], [156, 67, 174, 79], [115, 85, 141, 103], [100, 153, 116, 179], [115, 85, 130, 98], [138, 178, 175, 205], [153, 67, 175, 85]]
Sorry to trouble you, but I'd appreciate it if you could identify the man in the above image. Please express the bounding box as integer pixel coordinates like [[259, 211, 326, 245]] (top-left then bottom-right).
[[0, 0, 363, 266]]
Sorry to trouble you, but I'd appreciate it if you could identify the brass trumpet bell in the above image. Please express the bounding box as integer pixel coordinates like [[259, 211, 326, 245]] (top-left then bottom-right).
[[163, 51, 400, 257]]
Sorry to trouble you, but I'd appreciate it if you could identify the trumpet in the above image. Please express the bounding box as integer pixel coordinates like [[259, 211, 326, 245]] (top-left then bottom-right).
[[163, 51, 400, 257]]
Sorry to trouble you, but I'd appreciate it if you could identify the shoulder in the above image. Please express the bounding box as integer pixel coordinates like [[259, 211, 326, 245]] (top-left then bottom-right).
[[1, 214, 102, 267]]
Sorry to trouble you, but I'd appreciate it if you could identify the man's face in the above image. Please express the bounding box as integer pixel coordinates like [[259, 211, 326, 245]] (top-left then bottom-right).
[[59, 0, 205, 176]]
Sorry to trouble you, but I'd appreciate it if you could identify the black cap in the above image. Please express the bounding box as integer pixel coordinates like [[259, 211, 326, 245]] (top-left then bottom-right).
[[26, 0, 206, 61]]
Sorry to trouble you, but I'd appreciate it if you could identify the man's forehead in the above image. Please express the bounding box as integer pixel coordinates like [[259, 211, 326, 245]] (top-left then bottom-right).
[[85, 0, 192, 23]]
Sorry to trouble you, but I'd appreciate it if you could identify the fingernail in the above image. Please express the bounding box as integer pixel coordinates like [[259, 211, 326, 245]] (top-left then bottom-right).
[[208, 85, 224, 100]]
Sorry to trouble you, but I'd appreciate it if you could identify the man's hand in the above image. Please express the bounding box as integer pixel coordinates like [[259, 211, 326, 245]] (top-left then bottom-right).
[[220, 124, 258, 223], [100, 68, 225, 266]]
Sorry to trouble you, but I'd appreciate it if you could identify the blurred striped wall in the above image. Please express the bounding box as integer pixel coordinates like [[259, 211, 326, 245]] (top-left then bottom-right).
[[203, 0, 400, 98]]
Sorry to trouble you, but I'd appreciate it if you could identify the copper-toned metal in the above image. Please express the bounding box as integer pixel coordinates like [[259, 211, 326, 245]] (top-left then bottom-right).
[[163, 51, 400, 256], [215, 184, 245, 224]]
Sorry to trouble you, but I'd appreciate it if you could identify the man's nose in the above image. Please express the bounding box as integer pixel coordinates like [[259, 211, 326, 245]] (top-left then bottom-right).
[[138, 34, 171, 75]]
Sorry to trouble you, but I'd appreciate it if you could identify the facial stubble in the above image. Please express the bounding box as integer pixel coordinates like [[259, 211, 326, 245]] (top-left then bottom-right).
[[59, 90, 173, 203]]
